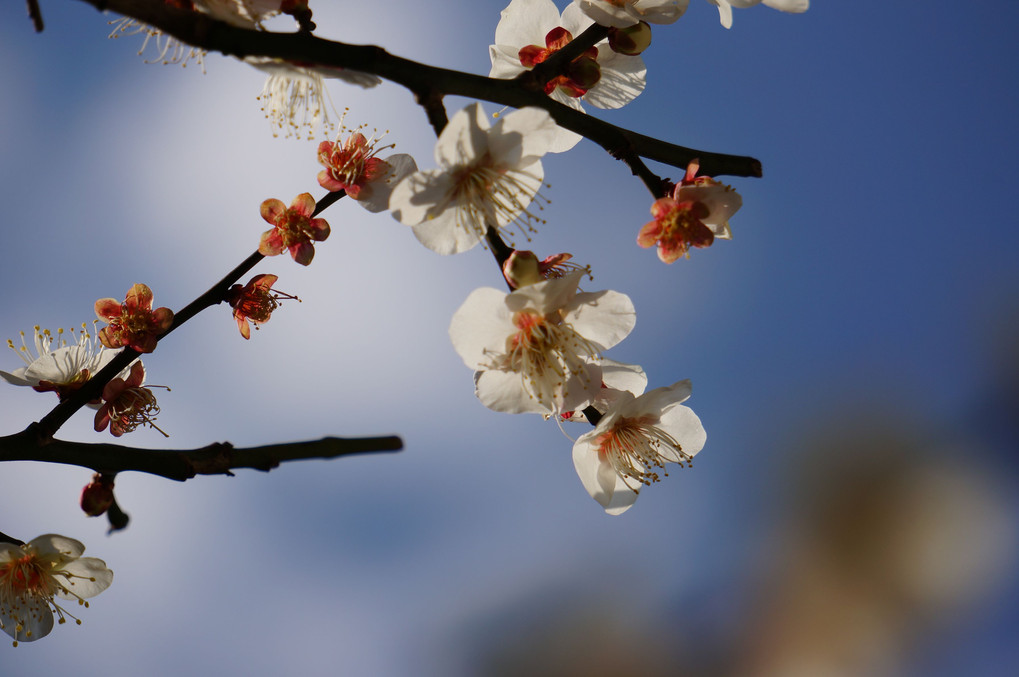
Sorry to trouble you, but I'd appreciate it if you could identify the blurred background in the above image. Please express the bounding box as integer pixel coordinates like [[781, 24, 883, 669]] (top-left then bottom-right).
[[1, 1, 1017, 675]]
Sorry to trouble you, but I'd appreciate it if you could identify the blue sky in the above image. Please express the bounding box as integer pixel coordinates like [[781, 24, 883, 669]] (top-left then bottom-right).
[[1, 1, 1018, 675]]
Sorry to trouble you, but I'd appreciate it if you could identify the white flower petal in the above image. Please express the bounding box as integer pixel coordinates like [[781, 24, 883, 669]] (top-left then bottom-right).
[[561, 2, 596, 34], [506, 271, 584, 315], [53, 557, 114, 600], [584, 51, 646, 109], [434, 103, 490, 169], [565, 289, 637, 351], [0, 597, 53, 643], [573, 428, 641, 513], [489, 45, 528, 79], [358, 153, 418, 213], [28, 534, 86, 560], [450, 287, 516, 368], [411, 212, 484, 255], [0, 368, 33, 386], [476, 368, 552, 414], [600, 359, 648, 396], [495, 0, 562, 47], [389, 169, 456, 226], [491, 108, 560, 166], [764, 0, 809, 12]]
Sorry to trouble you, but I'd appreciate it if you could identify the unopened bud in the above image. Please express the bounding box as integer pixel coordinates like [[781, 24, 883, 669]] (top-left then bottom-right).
[[502, 250, 543, 289], [80, 473, 115, 517], [565, 56, 602, 90], [608, 22, 653, 56]]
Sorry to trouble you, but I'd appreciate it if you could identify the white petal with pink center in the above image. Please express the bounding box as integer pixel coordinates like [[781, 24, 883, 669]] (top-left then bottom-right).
[[576, 0, 689, 28], [0, 324, 127, 408], [449, 271, 636, 415], [572, 379, 706, 514], [389, 103, 559, 255], [489, 0, 647, 150], [0, 534, 113, 646]]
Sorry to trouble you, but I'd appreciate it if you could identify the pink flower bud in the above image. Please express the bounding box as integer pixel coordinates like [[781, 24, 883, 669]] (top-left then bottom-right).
[[80, 474, 115, 517]]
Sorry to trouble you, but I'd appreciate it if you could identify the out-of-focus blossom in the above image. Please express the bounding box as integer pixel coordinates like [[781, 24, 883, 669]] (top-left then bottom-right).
[[389, 103, 558, 255], [572, 379, 705, 514], [93, 362, 168, 437], [576, 0, 688, 28], [107, 11, 206, 71], [449, 271, 636, 415], [0, 534, 113, 647], [258, 193, 331, 265], [108, 0, 281, 69], [194, 0, 282, 26], [226, 273, 298, 339], [247, 57, 381, 139], [637, 159, 741, 263], [317, 129, 417, 212], [1, 324, 123, 404], [705, 0, 809, 30], [79, 474, 116, 518], [95, 284, 174, 354], [490, 0, 648, 152]]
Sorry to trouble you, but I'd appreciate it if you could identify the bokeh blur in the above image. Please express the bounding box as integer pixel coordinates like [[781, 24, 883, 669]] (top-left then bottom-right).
[[1, 1, 1017, 675]]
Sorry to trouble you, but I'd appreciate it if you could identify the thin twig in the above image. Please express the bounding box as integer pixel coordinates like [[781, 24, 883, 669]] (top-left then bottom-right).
[[2, 425, 403, 481]]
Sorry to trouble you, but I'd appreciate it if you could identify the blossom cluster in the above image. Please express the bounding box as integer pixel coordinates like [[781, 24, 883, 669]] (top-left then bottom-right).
[[0, 0, 819, 649]]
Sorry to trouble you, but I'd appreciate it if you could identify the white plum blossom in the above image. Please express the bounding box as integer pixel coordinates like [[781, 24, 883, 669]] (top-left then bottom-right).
[[449, 271, 636, 415], [572, 379, 705, 514], [0, 534, 113, 647], [0, 324, 126, 407], [706, 0, 809, 29], [490, 0, 648, 150], [247, 57, 381, 139], [576, 0, 689, 28], [389, 103, 560, 255]]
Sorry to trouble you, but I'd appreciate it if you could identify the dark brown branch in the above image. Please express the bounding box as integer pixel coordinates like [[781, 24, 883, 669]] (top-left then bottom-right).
[[2, 425, 403, 482], [0, 531, 25, 546], [415, 90, 449, 136], [26, 0, 44, 32], [67, 0, 761, 178]]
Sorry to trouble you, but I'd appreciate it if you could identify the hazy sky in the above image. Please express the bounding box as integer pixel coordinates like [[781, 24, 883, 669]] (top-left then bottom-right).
[[1, 1, 1018, 675]]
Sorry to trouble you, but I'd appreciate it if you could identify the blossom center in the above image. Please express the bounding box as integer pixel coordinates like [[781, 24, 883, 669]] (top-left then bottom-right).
[[658, 199, 714, 255], [234, 290, 279, 323], [317, 132, 391, 198], [595, 415, 692, 488], [493, 309, 600, 405], [276, 210, 316, 248], [518, 27, 602, 97], [448, 155, 547, 243], [108, 387, 164, 437], [0, 555, 53, 598]]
